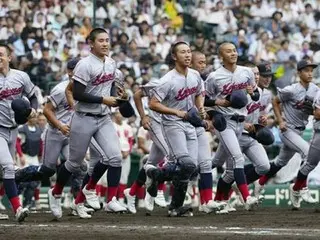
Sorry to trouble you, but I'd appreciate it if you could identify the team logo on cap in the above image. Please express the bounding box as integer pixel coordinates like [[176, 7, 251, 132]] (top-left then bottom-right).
[[265, 64, 271, 71]]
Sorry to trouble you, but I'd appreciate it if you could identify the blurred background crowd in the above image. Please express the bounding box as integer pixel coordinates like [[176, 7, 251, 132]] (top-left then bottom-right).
[[1, 0, 320, 205]]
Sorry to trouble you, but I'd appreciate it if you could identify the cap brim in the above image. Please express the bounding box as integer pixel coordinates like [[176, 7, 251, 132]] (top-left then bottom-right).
[[260, 72, 274, 77], [298, 64, 318, 71]]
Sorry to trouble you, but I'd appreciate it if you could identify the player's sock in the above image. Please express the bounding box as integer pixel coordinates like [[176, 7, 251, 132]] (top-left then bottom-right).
[[3, 179, 21, 213], [107, 166, 121, 203], [158, 182, 165, 191], [129, 181, 140, 196], [118, 184, 126, 199], [86, 162, 109, 190], [136, 186, 145, 199], [293, 171, 308, 191], [244, 164, 260, 184], [214, 177, 226, 201], [75, 173, 90, 204], [34, 187, 40, 201], [129, 168, 146, 196], [95, 184, 101, 196], [100, 186, 107, 199], [258, 162, 282, 186], [234, 168, 249, 201], [199, 173, 213, 203], [52, 164, 72, 196], [198, 179, 204, 204], [0, 185, 5, 196]]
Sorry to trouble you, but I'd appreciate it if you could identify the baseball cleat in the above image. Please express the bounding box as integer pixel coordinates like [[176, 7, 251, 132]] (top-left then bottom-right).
[[0, 213, 9, 220], [15, 206, 29, 222], [144, 191, 155, 212], [155, 190, 167, 208], [300, 187, 317, 204], [290, 184, 301, 209], [0, 199, 6, 210], [168, 206, 193, 217], [75, 203, 92, 219], [105, 196, 127, 213], [48, 188, 62, 218], [225, 201, 237, 212], [124, 188, 136, 214], [244, 196, 258, 211], [254, 181, 264, 199], [82, 185, 101, 210]]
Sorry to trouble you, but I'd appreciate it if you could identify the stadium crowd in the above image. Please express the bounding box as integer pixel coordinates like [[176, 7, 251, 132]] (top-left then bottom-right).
[[0, 0, 320, 213]]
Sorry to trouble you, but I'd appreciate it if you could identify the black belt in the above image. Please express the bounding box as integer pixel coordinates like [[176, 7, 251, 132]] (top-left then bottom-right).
[[84, 113, 106, 118], [295, 126, 306, 131], [230, 115, 245, 123]]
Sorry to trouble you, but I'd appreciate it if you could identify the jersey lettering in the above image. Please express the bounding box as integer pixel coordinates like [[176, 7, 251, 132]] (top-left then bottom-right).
[[175, 86, 197, 100], [92, 73, 114, 86], [222, 82, 248, 95], [0, 87, 23, 100], [247, 102, 261, 114]]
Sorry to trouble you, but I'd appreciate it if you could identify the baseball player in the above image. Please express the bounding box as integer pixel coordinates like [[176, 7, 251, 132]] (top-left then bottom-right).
[[124, 68, 171, 214], [149, 41, 204, 216], [205, 42, 259, 210], [190, 51, 226, 213], [290, 87, 320, 209], [48, 28, 126, 219], [0, 43, 38, 222], [255, 60, 319, 204]]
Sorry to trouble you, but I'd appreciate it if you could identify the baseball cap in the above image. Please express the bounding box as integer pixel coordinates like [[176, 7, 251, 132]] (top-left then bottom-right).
[[297, 59, 318, 71], [258, 62, 274, 77], [67, 58, 80, 70]]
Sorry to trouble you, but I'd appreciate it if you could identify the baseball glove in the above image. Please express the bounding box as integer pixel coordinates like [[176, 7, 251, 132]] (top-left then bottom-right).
[[186, 107, 206, 128], [302, 96, 314, 115]]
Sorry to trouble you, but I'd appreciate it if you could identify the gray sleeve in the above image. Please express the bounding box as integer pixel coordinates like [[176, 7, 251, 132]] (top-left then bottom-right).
[[205, 73, 218, 99], [247, 68, 257, 89], [151, 80, 171, 102], [314, 91, 320, 109], [72, 60, 91, 86], [277, 85, 294, 102], [47, 88, 64, 109], [21, 72, 35, 98]]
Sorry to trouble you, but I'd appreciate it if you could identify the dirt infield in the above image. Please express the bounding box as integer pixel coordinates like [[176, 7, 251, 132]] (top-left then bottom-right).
[[1, 206, 320, 240]]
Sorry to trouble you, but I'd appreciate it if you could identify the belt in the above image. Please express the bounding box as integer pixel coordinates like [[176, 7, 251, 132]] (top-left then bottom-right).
[[0, 125, 17, 130], [295, 126, 306, 131], [230, 115, 245, 123], [84, 113, 106, 118]]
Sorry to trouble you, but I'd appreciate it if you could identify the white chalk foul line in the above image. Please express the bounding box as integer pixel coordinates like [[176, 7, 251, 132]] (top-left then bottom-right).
[[1, 224, 320, 237]]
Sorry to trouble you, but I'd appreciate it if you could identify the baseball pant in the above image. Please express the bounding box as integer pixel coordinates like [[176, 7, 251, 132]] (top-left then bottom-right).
[[0, 127, 18, 179]]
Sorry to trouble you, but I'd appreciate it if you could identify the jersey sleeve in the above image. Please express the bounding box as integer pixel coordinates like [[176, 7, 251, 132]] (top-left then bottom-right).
[[314, 91, 320, 109], [47, 87, 64, 109], [195, 72, 204, 96], [204, 72, 218, 99], [277, 85, 294, 102], [72, 59, 91, 86], [141, 78, 161, 97], [247, 68, 257, 89], [115, 69, 124, 85], [21, 72, 36, 98], [151, 79, 170, 102]]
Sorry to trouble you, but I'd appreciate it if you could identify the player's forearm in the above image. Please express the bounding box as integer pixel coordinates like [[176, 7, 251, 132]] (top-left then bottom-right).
[[195, 94, 204, 111], [65, 81, 74, 107], [272, 97, 284, 123], [149, 101, 178, 116], [73, 81, 103, 104], [134, 89, 146, 118], [43, 106, 63, 129]]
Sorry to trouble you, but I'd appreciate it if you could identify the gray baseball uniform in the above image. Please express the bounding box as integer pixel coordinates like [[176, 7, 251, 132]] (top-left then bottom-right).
[[0, 69, 35, 179], [152, 68, 202, 165], [206, 65, 256, 173], [65, 53, 122, 174], [140, 78, 170, 173], [275, 82, 319, 168]]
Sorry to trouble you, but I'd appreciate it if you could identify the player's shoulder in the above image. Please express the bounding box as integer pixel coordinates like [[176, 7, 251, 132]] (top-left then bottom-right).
[[115, 69, 123, 81], [188, 68, 200, 77], [50, 80, 69, 94], [10, 69, 30, 80], [237, 65, 253, 75]]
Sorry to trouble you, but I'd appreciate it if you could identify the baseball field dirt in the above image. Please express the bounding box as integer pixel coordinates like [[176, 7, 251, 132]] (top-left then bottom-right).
[[1, 206, 320, 240]]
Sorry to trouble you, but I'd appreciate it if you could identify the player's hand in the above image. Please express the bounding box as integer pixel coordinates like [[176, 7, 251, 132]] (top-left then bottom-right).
[[258, 115, 268, 126], [117, 86, 128, 100], [246, 85, 253, 95], [215, 98, 231, 107], [103, 97, 118, 107], [58, 124, 70, 136], [28, 108, 37, 119], [142, 115, 151, 130], [175, 110, 187, 119], [204, 120, 214, 131], [122, 151, 130, 159], [244, 123, 255, 132], [279, 121, 287, 132]]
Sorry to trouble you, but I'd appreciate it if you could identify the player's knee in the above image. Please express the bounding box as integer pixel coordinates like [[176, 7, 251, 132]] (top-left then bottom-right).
[[233, 154, 245, 168], [65, 160, 81, 174], [106, 155, 122, 168], [255, 163, 270, 175], [178, 156, 197, 180], [300, 162, 317, 176], [222, 170, 234, 183], [199, 160, 212, 174], [39, 165, 56, 178], [3, 164, 15, 179]]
